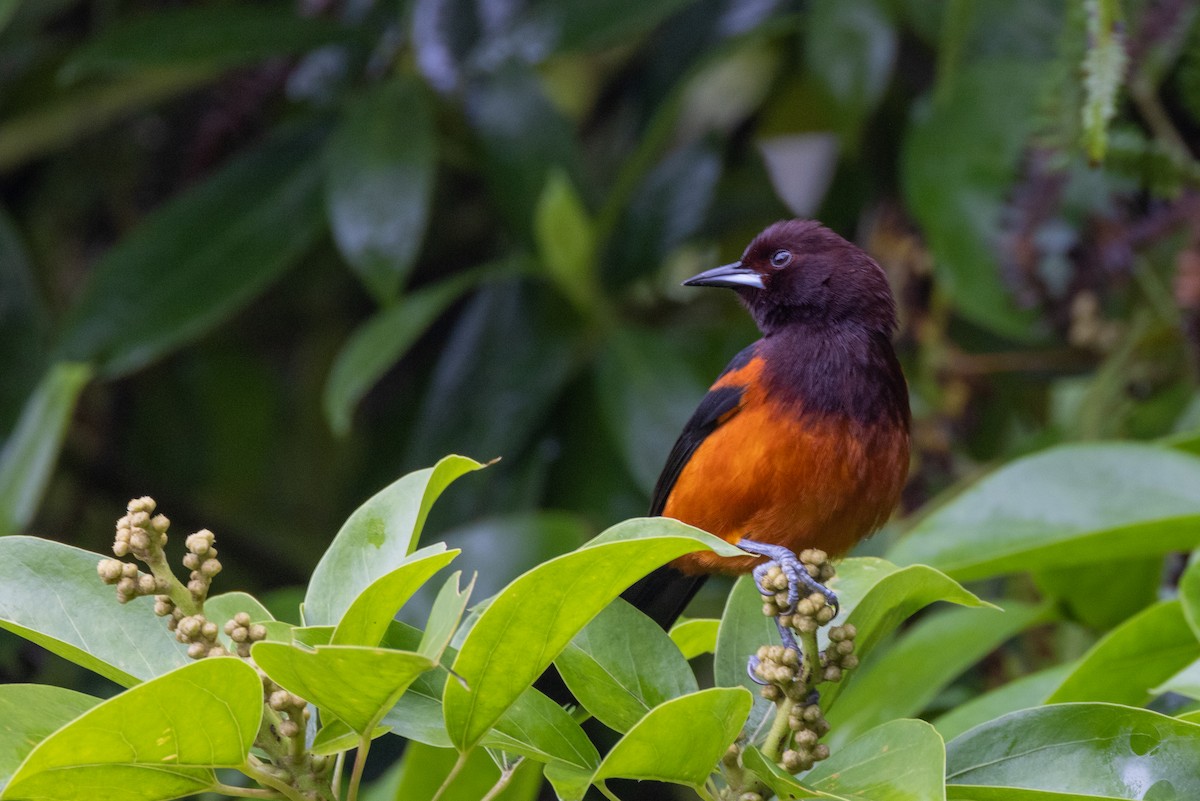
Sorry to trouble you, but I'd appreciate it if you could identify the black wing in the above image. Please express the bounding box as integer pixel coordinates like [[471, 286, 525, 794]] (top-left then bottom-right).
[[647, 343, 756, 515]]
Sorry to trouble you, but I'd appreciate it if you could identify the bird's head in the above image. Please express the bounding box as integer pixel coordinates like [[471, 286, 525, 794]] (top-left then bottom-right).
[[683, 219, 897, 336]]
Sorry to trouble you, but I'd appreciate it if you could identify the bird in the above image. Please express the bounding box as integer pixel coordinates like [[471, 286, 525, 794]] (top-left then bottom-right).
[[622, 219, 911, 637]]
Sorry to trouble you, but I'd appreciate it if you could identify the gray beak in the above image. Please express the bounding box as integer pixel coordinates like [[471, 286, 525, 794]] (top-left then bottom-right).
[[682, 261, 765, 290]]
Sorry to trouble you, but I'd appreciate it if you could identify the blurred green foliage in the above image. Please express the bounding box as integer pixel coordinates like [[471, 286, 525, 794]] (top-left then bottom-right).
[[2, 0, 1200, 795]]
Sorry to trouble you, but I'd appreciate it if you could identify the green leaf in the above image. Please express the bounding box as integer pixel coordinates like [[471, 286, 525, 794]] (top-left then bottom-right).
[[555, 598, 698, 732], [331, 545, 459, 646], [1180, 549, 1200, 639], [386, 741, 544, 801], [535, 0, 696, 52], [0, 208, 48, 430], [304, 455, 485, 627], [593, 687, 752, 791], [946, 703, 1200, 799], [933, 663, 1074, 742], [0, 685, 99, 790], [465, 65, 581, 242], [901, 60, 1044, 339], [744, 718, 947, 801], [310, 719, 390, 756], [0, 363, 92, 535], [1154, 657, 1200, 700], [251, 641, 435, 735], [670, 618, 720, 660], [889, 443, 1200, 581], [3, 658, 261, 801], [419, 571, 474, 662], [0, 536, 188, 686], [0, 67, 218, 172], [323, 270, 492, 436], [805, 0, 897, 128], [534, 169, 596, 312], [1047, 600, 1199, 706], [443, 517, 743, 750], [325, 77, 436, 302], [826, 601, 1049, 748], [54, 123, 327, 378], [61, 3, 348, 80], [483, 686, 600, 772]]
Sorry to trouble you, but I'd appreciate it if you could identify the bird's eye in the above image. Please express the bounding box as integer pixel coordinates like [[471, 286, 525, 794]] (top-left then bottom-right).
[[769, 249, 792, 269]]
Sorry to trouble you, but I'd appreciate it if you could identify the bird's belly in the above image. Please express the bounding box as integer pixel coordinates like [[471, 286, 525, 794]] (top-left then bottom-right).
[[663, 403, 909, 575]]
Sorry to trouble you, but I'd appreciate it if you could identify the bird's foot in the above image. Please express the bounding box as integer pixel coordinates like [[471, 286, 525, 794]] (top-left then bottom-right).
[[739, 538, 839, 618]]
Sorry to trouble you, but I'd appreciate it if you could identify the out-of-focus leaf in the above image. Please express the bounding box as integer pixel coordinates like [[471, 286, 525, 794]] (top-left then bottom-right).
[[744, 718, 946, 801], [826, 601, 1048, 749], [0, 362, 91, 535], [901, 60, 1044, 339], [1155, 657, 1200, 700], [1180, 549, 1200, 639], [54, 124, 326, 377], [945, 704, 1200, 799], [933, 664, 1073, 741], [0, 208, 47, 430], [805, 0, 896, 127], [60, 3, 347, 80], [669, 617, 720, 659], [252, 642, 435, 735], [594, 327, 707, 493], [1080, 0, 1127, 163], [325, 77, 435, 302], [465, 65, 581, 242], [304, 456, 484, 627], [888, 443, 1200, 581], [323, 269, 493, 437], [556, 598, 697, 732], [0, 67, 217, 171], [537, 0, 696, 53], [1035, 557, 1162, 630], [605, 141, 722, 284], [1047, 600, 1199, 705], [534, 169, 596, 312], [443, 518, 743, 751], [0, 685, 99, 790], [4, 659, 261, 801], [331, 546, 458, 646], [0, 1, 19, 36], [404, 281, 577, 471], [0, 537, 188, 686]]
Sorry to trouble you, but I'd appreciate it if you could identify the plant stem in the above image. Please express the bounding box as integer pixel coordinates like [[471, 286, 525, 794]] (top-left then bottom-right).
[[331, 752, 345, 800], [597, 782, 624, 801], [430, 751, 469, 801], [345, 736, 372, 801], [479, 758, 524, 801], [244, 758, 308, 801], [760, 695, 796, 764], [799, 628, 822, 692], [213, 783, 284, 799]]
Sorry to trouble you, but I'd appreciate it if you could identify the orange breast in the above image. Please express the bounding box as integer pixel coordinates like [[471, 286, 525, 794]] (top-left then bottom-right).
[[663, 358, 909, 575]]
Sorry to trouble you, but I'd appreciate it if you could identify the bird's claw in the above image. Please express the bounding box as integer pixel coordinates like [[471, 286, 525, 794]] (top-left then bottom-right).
[[741, 538, 840, 619], [747, 654, 767, 685]]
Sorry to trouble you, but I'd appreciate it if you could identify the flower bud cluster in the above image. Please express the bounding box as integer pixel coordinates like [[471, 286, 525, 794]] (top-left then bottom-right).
[[113, 497, 170, 561], [182, 529, 221, 602], [820, 624, 858, 683], [781, 700, 832, 772], [224, 612, 268, 658], [97, 558, 167, 603], [753, 644, 805, 702], [170, 611, 227, 660], [265, 680, 311, 741]]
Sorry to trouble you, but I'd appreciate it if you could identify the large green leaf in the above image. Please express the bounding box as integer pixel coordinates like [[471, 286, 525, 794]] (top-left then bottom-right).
[[1180, 548, 1200, 640], [590, 687, 752, 794], [54, 123, 327, 377], [443, 518, 743, 751], [805, 0, 897, 130], [744, 718, 947, 801], [304, 455, 484, 627], [889, 443, 1200, 581], [0, 685, 99, 790], [251, 641, 435, 735], [901, 60, 1044, 339], [0, 208, 47, 431], [1047, 600, 1199, 706], [384, 741, 543, 801], [325, 77, 435, 302], [669, 618, 720, 660], [946, 704, 1200, 799], [0, 363, 92, 535], [826, 601, 1049, 749], [330, 545, 458, 646], [555, 598, 698, 732], [0, 537, 188, 686], [933, 663, 1074, 741], [3, 658, 261, 801]]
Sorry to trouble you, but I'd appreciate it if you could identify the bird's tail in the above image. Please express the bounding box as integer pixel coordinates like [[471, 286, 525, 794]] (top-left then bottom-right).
[[621, 564, 708, 631]]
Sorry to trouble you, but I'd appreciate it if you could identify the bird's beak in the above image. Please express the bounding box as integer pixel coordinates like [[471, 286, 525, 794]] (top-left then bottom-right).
[[682, 261, 765, 290]]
